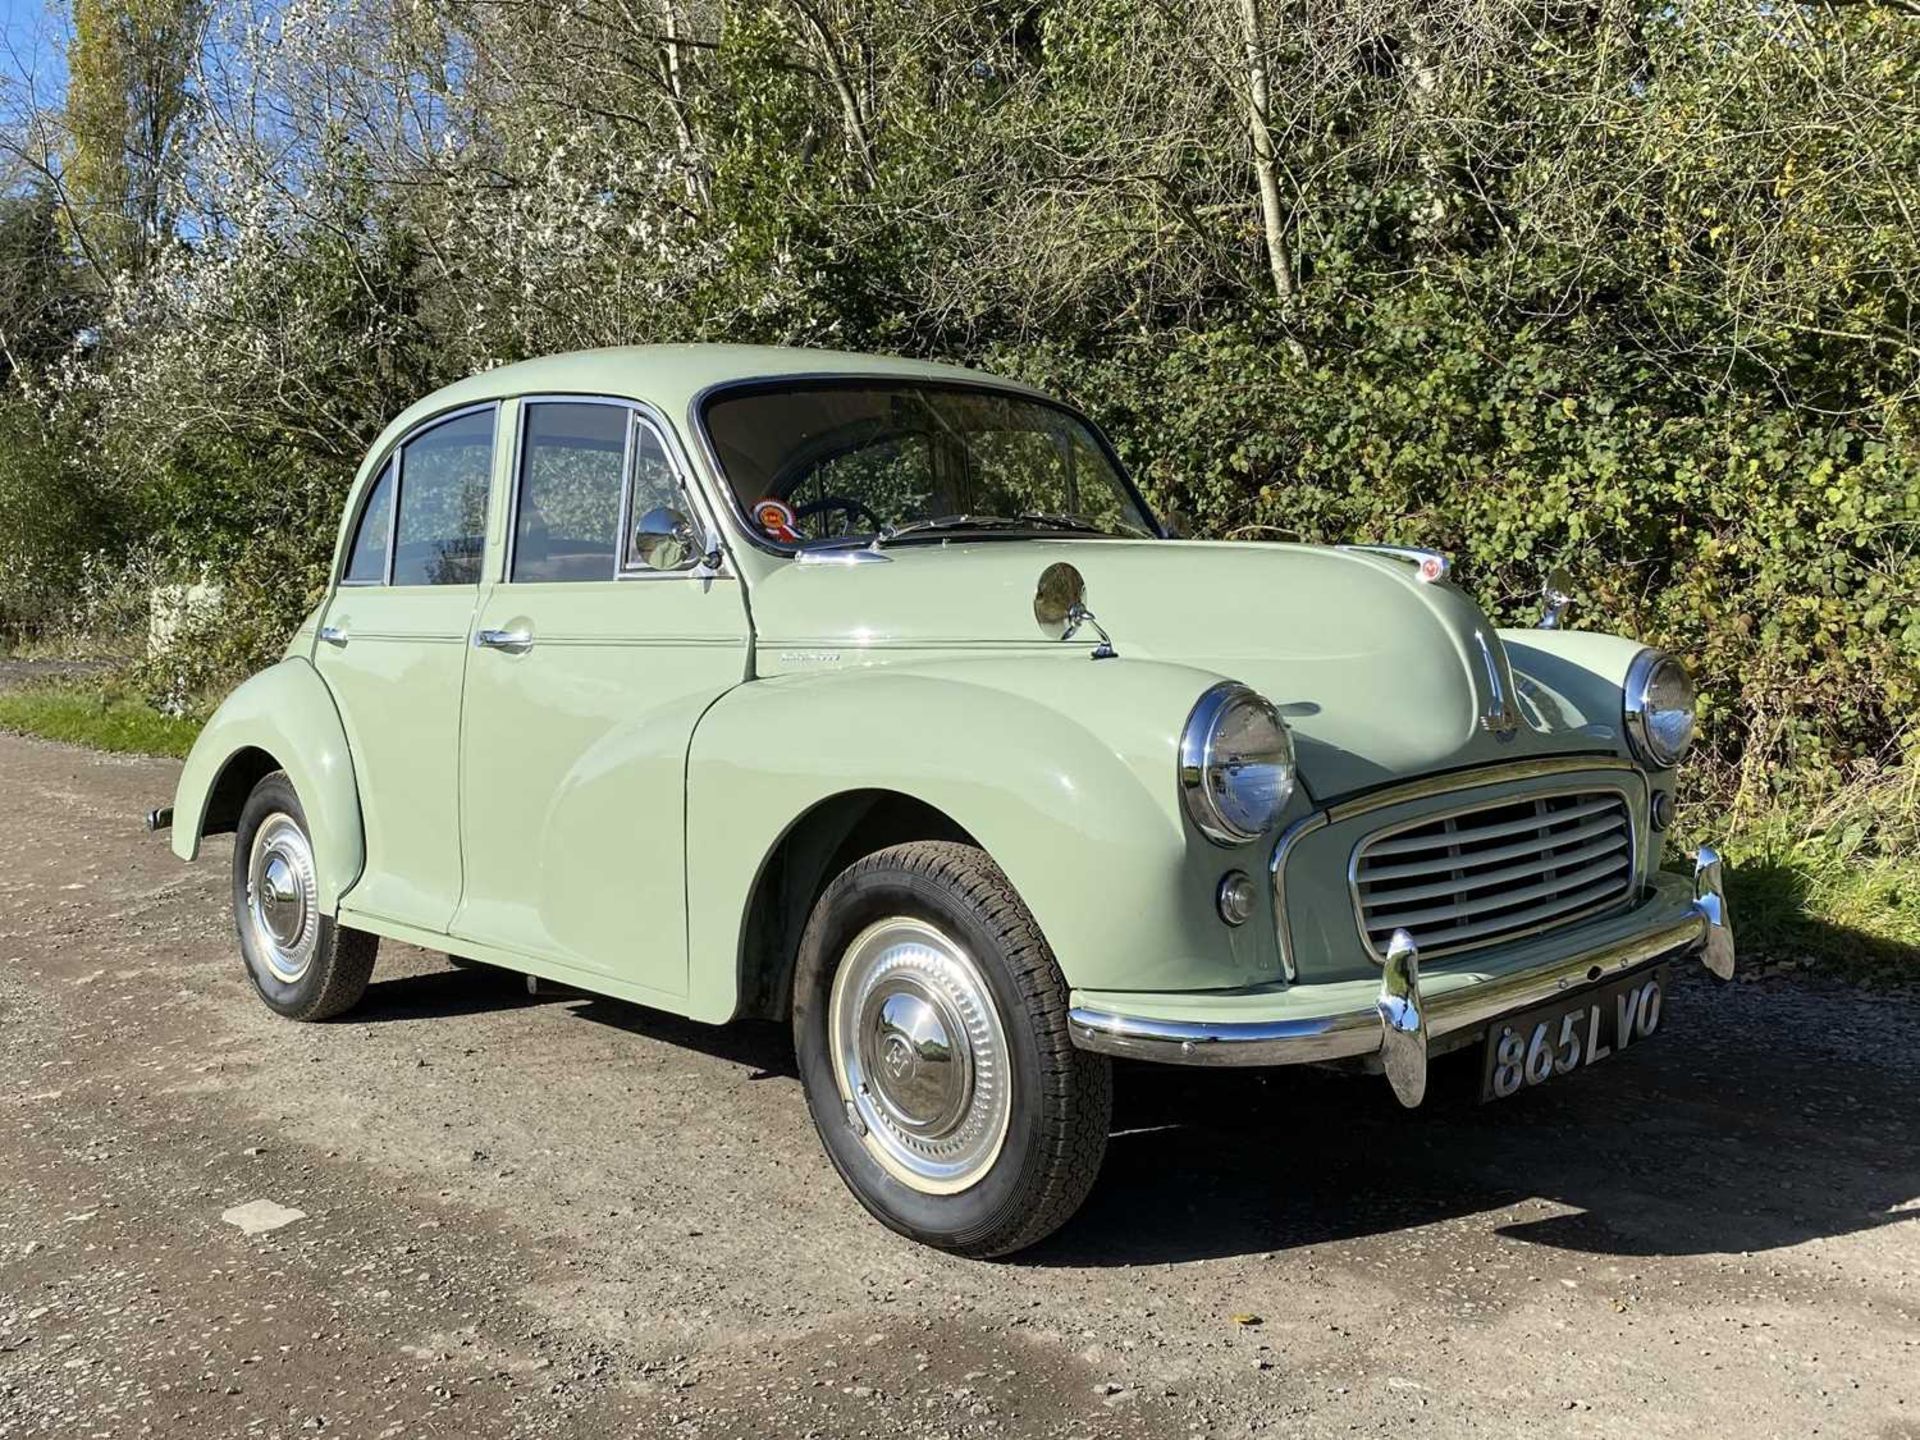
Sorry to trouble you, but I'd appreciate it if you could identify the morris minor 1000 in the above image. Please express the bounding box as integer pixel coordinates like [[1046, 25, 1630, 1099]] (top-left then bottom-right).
[[156, 346, 1734, 1256]]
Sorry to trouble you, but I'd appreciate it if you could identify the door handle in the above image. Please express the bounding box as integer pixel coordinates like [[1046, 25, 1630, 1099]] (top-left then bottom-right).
[[473, 627, 533, 653], [318, 624, 349, 646]]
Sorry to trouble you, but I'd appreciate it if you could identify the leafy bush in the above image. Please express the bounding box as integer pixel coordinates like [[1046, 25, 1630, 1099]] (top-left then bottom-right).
[[1001, 307, 1919, 801], [1, 0, 1914, 814]]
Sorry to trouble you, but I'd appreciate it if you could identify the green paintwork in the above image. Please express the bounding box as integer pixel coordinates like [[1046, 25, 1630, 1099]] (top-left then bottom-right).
[[171, 345, 1687, 1030], [684, 655, 1279, 1019], [169, 658, 364, 911], [455, 568, 750, 1006], [748, 539, 1644, 798]]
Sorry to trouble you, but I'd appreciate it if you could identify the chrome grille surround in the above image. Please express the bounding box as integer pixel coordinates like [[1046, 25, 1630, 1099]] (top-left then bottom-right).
[[1348, 787, 1637, 962]]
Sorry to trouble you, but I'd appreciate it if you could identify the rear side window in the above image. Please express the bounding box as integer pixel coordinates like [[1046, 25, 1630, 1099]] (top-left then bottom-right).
[[343, 462, 395, 584], [394, 410, 494, 586], [512, 402, 627, 583]]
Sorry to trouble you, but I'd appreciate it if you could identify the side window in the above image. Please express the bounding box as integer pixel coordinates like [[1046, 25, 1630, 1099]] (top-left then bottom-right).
[[343, 462, 395, 584], [394, 409, 493, 586], [622, 420, 701, 572], [513, 402, 626, 583]]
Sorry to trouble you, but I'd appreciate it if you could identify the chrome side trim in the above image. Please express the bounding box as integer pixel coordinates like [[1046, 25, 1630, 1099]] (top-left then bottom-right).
[[1267, 810, 1328, 982], [795, 545, 891, 566], [1068, 906, 1707, 1068]]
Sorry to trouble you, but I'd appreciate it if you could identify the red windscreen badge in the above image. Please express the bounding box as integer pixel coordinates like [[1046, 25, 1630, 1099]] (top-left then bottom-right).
[[753, 498, 800, 543]]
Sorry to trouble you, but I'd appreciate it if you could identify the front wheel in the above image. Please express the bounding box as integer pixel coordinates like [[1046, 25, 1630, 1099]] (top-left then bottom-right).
[[232, 771, 378, 1021], [792, 841, 1111, 1257]]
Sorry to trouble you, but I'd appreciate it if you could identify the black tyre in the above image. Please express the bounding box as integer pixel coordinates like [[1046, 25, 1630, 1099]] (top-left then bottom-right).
[[792, 841, 1111, 1257], [231, 771, 378, 1022]]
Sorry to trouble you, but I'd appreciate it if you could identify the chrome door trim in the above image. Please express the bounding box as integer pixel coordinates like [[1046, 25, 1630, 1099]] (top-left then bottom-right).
[[501, 393, 733, 587], [331, 401, 501, 591]]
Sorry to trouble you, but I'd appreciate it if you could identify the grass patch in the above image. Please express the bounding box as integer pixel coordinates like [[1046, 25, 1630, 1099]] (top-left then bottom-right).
[[1703, 761, 1919, 989], [0, 682, 201, 758]]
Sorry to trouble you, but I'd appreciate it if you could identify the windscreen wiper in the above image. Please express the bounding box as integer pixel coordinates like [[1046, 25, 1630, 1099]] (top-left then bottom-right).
[[1012, 512, 1119, 536], [874, 514, 1026, 546], [876, 512, 1124, 546]]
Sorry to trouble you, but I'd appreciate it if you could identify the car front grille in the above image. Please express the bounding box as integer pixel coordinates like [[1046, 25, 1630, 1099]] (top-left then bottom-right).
[[1350, 790, 1636, 960]]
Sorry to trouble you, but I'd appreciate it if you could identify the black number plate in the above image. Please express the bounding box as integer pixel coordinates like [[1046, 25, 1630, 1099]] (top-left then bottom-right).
[[1479, 965, 1670, 1102]]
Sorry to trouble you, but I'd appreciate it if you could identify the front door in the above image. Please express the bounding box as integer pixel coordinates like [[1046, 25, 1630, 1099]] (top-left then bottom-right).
[[315, 405, 498, 932], [453, 399, 749, 1002]]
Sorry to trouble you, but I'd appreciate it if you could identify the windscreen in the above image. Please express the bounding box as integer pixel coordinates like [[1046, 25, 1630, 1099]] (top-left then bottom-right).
[[701, 382, 1157, 547]]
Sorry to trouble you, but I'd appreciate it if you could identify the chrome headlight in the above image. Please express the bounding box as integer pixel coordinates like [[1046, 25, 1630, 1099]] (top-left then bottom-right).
[[1623, 650, 1697, 768], [1179, 682, 1297, 844]]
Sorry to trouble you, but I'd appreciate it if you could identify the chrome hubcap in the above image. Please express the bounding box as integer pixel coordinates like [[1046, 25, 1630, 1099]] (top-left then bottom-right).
[[246, 813, 318, 984], [828, 918, 1011, 1195]]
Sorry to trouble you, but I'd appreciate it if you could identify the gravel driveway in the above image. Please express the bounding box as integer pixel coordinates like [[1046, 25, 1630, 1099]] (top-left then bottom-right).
[[0, 731, 1914, 1438]]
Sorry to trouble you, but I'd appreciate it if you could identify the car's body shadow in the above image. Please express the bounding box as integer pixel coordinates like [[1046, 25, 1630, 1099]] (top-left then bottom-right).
[[355, 961, 1917, 1267], [1029, 976, 1920, 1266], [348, 965, 568, 1022]]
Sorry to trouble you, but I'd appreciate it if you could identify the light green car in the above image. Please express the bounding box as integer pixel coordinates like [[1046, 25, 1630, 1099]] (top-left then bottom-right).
[[157, 345, 1734, 1256]]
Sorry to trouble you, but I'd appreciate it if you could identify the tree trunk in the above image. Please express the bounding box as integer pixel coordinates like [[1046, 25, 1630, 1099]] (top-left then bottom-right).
[[785, 0, 878, 187], [655, 0, 711, 209], [1236, 0, 1297, 303]]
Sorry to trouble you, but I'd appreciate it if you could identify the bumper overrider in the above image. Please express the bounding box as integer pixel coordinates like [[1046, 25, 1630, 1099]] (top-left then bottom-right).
[[1069, 849, 1735, 1108]]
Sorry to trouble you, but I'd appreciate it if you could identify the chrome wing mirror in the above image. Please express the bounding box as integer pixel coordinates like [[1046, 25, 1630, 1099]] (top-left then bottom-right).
[[1033, 561, 1117, 659], [632, 506, 723, 573]]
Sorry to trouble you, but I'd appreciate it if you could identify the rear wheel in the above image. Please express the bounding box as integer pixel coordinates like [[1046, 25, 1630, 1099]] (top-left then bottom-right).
[[231, 771, 378, 1021], [793, 841, 1111, 1257]]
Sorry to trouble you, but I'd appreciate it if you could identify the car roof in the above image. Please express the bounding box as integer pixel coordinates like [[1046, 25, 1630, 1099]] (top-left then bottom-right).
[[363, 344, 1044, 475]]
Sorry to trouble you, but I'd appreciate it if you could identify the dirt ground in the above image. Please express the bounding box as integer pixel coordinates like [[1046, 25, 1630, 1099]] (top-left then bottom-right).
[[0, 731, 1915, 1440]]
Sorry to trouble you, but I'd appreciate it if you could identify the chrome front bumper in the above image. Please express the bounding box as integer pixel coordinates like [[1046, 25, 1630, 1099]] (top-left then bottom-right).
[[1069, 848, 1736, 1107]]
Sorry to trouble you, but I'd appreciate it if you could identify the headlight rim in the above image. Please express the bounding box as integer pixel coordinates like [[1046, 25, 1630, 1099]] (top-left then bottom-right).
[[1179, 681, 1296, 846], [1623, 648, 1696, 769]]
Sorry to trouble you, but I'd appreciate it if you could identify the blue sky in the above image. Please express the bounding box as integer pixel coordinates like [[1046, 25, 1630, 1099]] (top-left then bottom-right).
[[1, 0, 65, 97]]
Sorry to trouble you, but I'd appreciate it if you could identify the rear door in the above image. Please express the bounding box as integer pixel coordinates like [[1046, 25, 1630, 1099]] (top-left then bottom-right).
[[314, 405, 497, 933], [452, 398, 749, 1001]]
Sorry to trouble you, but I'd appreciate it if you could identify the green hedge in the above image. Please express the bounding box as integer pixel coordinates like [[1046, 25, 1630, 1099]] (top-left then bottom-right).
[[1000, 311, 1919, 798]]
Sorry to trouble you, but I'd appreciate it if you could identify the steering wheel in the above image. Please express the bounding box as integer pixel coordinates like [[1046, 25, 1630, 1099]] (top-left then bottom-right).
[[792, 494, 884, 538]]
